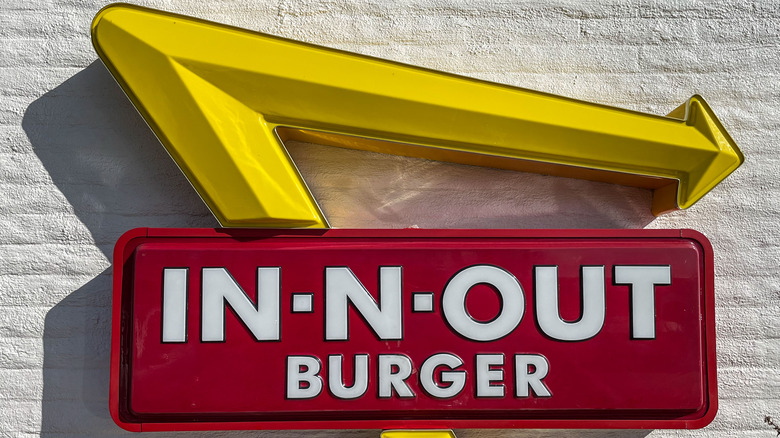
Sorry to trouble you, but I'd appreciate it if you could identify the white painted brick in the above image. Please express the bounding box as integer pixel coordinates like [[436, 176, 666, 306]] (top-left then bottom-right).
[[0, 213, 93, 246], [717, 306, 780, 340], [0, 369, 43, 401], [39, 368, 108, 402], [0, 400, 41, 437], [719, 367, 780, 401], [0, 274, 111, 308], [637, 0, 780, 20], [36, 399, 116, 434], [715, 276, 780, 308], [0, 244, 107, 276], [0, 12, 87, 40], [0, 38, 95, 69], [579, 18, 704, 45], [718, 338, 780, 369], [704, 399, 780, 431], [0, 68, 84, 99], [638, 45, 780, 74], [0, 338, 43, 369], [0, 306, 47, 339], [0, 94, 30, 126]]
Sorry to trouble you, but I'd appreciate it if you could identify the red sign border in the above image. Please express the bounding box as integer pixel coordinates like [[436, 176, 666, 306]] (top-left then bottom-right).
[[111, 228, 717, 431]]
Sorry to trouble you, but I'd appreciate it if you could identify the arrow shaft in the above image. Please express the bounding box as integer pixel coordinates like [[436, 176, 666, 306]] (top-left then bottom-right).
[[180, 48, 706, 179], [174, 35, 728, 213]]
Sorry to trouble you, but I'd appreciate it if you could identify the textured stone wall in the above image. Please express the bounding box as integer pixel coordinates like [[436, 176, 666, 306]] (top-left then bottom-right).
[[1, 0, 778, 436]]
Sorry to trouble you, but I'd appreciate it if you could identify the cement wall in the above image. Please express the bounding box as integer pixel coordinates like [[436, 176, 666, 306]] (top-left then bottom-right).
[[1, 0, 778, 436]]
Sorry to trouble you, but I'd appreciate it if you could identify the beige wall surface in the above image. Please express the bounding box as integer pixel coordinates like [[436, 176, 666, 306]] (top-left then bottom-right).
[[1, 0, 778, 436]]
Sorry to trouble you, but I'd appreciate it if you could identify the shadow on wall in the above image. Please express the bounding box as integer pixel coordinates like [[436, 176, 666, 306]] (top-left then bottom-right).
[[24, 61, 221, 437], [25, 61, 654, 437], [23, 61, 217, 261]]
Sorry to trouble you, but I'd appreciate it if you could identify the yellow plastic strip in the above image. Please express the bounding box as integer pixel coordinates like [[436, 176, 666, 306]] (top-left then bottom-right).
[[91, 3, 743, 227], [381, 430, 457, 438]]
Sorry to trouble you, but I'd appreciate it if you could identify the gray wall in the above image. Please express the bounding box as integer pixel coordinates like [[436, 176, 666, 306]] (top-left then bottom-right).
[[2, 0, 778, 436]]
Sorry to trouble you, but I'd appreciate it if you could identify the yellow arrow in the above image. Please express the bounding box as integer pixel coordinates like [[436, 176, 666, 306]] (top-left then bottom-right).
[[92, 3, 743, 228]]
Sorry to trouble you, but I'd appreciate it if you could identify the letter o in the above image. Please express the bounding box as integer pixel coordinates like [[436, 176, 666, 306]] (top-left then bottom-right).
[[442, 265, 524, 341]]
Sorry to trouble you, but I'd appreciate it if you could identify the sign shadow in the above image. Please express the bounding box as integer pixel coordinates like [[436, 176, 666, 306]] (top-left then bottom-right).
[[24, 61, 212, 437]]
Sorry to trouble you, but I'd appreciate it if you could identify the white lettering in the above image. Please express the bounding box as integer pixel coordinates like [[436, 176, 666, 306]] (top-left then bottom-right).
[[378, 354, 415, 398], [475, 354, 504, 397], [535, 266, 605, 341], [162, 268, 188, 342], [442, 265, 525, 342], [614, 265, 671, 339], [287, 355, 323, 399], [201, 267, 280, 342], [328, 354, 369, 399], [515, 354, 551, 397], [325, 267, 402, 341], [419, 353, 466, 398]]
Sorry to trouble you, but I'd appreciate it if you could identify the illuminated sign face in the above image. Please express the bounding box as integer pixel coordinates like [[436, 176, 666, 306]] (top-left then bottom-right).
[[111, 229, 716, 431], [94, 5, 730, 433]]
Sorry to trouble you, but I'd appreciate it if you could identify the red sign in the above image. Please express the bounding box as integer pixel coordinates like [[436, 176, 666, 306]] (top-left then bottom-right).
[[111, 228, 716, 431]]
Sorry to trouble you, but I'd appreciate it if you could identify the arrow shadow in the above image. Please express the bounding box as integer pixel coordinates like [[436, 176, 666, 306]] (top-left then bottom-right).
[[25, 61, 653, 437], [25, 61, 219, 437]]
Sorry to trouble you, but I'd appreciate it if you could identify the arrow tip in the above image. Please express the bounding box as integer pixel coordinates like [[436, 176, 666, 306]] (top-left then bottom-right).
[[653, 95, 744, 215]]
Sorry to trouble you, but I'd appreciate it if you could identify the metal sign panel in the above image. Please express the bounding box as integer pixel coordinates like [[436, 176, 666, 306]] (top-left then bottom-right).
[[111, 228, 716, 431]]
